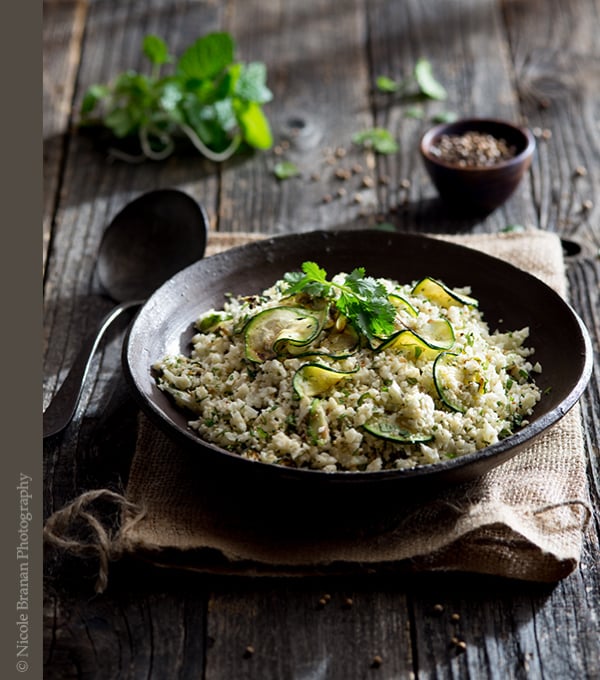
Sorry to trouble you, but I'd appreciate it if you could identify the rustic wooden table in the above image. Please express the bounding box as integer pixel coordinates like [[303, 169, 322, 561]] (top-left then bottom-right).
[[43, 0, 599, 677]]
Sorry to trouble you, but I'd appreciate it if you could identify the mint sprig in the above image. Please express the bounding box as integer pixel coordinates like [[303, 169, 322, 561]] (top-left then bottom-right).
[[79, 33, 273, 162], [351, 128, 398, 155], [283, 262, 396, 345]]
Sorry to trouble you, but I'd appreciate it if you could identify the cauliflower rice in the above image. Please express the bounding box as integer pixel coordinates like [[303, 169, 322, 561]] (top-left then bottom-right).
[[153, 268, 542, 472]]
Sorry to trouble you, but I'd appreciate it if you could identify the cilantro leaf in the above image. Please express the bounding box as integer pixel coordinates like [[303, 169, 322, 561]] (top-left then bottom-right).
[[283, 262, 396, 344]]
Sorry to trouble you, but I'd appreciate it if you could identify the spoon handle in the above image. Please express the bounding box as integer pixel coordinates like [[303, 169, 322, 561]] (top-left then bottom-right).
[[43, 300, 143, 438]]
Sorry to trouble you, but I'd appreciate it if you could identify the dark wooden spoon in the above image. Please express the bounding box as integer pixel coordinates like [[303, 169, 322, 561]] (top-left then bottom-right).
[[43, 188, 208, 438]]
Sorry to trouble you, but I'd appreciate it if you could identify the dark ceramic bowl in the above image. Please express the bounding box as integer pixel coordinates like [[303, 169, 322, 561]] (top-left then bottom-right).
[[123, 230, 591, 519], [420, 118, 536, 213]]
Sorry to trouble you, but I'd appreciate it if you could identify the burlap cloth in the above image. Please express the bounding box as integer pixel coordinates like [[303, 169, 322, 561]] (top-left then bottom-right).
[[117, 230, 590, 583]]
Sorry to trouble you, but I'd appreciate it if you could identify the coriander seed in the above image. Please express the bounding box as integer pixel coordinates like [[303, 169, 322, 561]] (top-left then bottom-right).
[[430, 131, 516, 167], [371, 654, 383, 668]]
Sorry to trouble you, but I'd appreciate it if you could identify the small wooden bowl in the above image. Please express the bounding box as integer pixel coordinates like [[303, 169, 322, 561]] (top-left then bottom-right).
[[420, 118, 536, 213]]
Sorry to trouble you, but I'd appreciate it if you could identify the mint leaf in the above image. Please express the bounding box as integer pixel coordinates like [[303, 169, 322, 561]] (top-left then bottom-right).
[[80, 84, 111, 115], [404, 106, 425, 119], [351, 128, 398, 154], [431, 111, 458, 123], [414, 58, 447, 100], [235, 62, 273, 104], [143, 35, 171, 66], [177, 32, 235, 81], [234, 101, 273, 149], [273, 160, 300, 180], [376, 75, 401, 93], [158, 80, 184, 114]]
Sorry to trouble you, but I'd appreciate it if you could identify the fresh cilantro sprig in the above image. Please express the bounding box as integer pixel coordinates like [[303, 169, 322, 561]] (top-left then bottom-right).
[[79, 32, 273, 162], [283, 262, 396, 345]]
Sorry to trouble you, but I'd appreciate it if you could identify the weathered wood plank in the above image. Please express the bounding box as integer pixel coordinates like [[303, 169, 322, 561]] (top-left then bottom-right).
[[502, 0, 600, 254], [44, 573, 209, 680], [205, 582, 413, 679], [43, 0, 88, 272]]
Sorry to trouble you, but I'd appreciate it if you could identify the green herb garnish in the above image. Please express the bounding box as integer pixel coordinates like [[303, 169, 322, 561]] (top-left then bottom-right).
[[414, 58, 447, 100], [79, 32, 273, 162], [376, 75, 401, 93], [375, 59, 447, 102], [351, 128, 398, 155], [273, 160, 301, 180], [431, 111, 458, 124], [283, 262, 396, 345]]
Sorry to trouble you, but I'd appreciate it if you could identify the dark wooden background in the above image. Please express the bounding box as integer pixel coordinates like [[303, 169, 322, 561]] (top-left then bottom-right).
[[43, 0, 599, 677]]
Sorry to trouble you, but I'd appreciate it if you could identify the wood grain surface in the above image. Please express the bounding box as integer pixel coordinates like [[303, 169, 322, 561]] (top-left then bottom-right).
[[43, 0, 599, 677]]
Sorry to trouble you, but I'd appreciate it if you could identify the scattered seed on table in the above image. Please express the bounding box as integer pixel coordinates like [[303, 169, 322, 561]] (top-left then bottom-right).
[[455, 640, 467, 653], [335, 168, 352, 180], [371, 654, 383, 668], [310, 172, 321, 182], [399, 178, 411, 189], [335, 146, 347, 158], [362, 176, 375, 188], [353, 193, 364, 204], [322, 194, 333, 203], [352, 163, 364, 174], [243, 645, 255, 658], [451, 613, 461, 622], [541, 128, 552, 140], [337, 187, 347, 197], [342, 596, 353, 608], [317, 593, 331, 608], [574, 166, 588, 178], [582, 199, 593, 211], [432, 603, 444, 615], [379, 175, 390, 185]]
